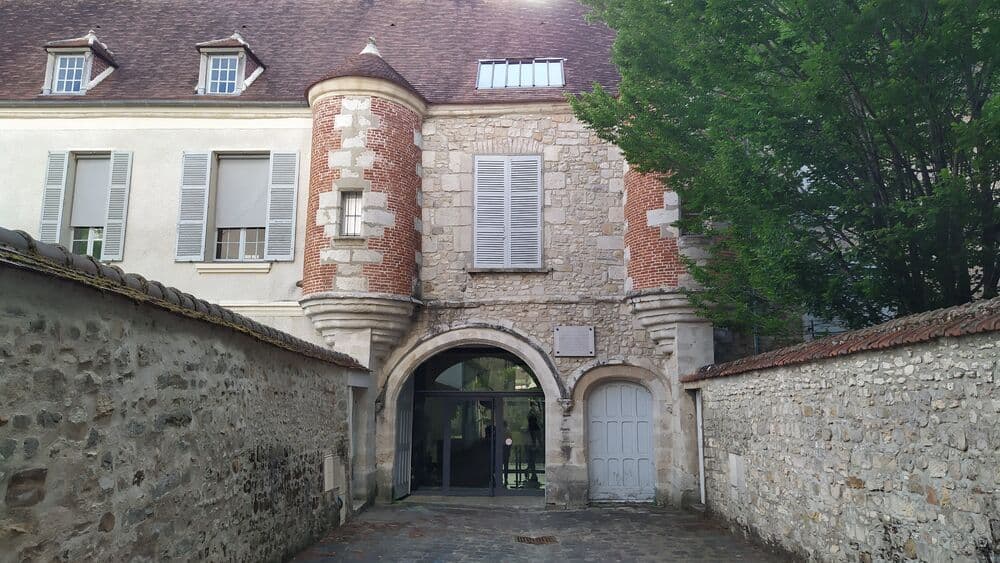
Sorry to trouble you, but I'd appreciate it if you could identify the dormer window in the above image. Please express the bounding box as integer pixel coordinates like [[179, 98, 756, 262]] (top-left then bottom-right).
[[41, 30, 117, 96], [195, 32, 265, 96], [476, 58, 565, 89], [53, 54, 87, 93], [207, 54, 240, 94]]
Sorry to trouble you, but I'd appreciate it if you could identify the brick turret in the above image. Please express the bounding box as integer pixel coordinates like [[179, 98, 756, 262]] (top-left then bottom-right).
[[622, 167, 710, 357], [300, 39, 425, 368]]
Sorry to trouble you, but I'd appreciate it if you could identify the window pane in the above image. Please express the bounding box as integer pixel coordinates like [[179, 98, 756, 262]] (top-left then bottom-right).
[[520, 62, 534, 87], [243, 228, 265, 260], [215, 228, 241, 260], [92, 240, 102, 260], [548, 61, 564, 86], [476, 63, 493, 89], [491, 62, 507, 88], [533, 62, 549, 87], [506, 63, 520, 87]]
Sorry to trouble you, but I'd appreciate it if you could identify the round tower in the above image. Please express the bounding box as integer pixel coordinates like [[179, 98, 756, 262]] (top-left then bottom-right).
[[622, 167, 710, 360], [300, 38, 425, 368]]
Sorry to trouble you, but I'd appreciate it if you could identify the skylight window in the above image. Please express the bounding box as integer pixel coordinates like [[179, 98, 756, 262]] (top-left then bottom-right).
[[476, 59, 565, 89], [53, 54, 87, 94], [207, 54, 240, 94]]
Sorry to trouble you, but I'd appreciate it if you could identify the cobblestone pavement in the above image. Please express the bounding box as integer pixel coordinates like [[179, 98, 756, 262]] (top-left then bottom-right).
[[294, 500, 792, 562]]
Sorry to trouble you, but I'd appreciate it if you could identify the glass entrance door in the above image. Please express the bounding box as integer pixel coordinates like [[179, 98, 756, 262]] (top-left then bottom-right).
[[409, 347, 546, 497], [444, 397, 495, 494], [497, 396, 545, 493]]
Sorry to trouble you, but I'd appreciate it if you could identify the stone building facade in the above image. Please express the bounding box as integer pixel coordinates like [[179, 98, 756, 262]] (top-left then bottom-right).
[[0, 1, 713, 509]]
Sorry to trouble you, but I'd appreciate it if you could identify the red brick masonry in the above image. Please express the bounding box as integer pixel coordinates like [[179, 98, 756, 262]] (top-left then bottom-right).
[[362, 97, 421, 296], [301, 96, 342, 295], [682, 297, 1000, 383], [624, 170, 685, 290]]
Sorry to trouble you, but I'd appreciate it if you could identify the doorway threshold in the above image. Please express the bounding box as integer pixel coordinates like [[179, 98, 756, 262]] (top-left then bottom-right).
[[400, 493, 545, 510]]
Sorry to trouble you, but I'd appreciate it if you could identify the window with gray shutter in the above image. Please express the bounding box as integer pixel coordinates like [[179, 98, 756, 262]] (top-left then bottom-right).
[[175, 152, 211, 261], [263, 151, 299, 261], [473, 155, 542, 269], [101, 151, 133, 261], [38, 152, 69, 244]]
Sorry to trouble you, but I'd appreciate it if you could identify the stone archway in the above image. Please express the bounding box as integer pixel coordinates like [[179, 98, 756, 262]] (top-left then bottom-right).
[[374, 325, 565, 503]]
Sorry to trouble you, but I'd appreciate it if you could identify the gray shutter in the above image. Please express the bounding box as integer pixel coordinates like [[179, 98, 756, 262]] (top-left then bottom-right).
[[473, 156, 507, 268], [175, 152, 211, 261], [101, 151, 133, 261], [263, 151, 299, 261], [39, 152, 69, 243], [508, 156, 542, 268]]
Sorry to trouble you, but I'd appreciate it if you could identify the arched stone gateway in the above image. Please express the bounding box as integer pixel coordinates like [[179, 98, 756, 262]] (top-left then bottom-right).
[[374, 326, 565, 502]]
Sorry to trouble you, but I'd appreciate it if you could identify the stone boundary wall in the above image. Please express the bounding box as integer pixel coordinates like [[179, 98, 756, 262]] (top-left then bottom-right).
[[683, 298, 1000, 562], [0, 228, 364, 562]]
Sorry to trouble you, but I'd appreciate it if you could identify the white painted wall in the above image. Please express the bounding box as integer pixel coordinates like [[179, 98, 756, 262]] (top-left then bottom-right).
[[0, 110, 325, 345]]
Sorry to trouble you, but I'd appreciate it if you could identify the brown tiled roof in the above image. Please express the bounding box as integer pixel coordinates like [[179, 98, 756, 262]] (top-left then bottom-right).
[[682, 297, 1000, 383], [0, 227, 365, 370], [0, 0, 618, 104], [314, 51, 426, 101]]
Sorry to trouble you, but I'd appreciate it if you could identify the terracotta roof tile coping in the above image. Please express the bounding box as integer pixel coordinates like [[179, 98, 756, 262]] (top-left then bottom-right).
[[0, 226, 365, 371], [196, 31, 264, 68], [309, 45, 427, 102], [45, 30, 117, 66], [682, 297, 1000, 384]]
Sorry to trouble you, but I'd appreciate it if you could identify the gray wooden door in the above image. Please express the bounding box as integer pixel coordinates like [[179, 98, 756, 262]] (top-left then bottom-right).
[[393, 377, 414, 500], [588, 381, 655, 501]]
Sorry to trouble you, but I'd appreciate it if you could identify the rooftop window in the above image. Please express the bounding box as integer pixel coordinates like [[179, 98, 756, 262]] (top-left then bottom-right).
[[476, 58, 565, 89], [207, 54, 240, 94], [41, 30, 117, 96], [195, 32, 265, 96], [53, 54, 87, 94]]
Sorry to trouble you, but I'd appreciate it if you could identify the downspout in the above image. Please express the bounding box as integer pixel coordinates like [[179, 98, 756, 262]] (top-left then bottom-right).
[[695, 389, 706, 505]]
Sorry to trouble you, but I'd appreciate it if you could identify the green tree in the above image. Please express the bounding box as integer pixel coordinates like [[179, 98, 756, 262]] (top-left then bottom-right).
[[572, 0, 999, 334]]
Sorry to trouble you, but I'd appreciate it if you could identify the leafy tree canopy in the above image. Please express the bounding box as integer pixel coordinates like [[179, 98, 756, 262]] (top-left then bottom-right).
[[572, 0, 999, 334]]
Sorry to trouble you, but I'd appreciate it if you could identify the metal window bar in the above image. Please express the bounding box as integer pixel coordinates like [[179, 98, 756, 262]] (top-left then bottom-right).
[[340, 192, 363, 236]]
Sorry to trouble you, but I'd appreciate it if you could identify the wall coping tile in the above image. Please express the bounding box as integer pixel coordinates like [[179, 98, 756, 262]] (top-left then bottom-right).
[[0, 226, 365, 370]]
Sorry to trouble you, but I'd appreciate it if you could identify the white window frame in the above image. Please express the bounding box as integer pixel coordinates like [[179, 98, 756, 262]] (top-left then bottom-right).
[[42, 50, 94, 95], [339, 191, 363, 237], [206, 54, 240, 94], [196, 48, 264, 95], [53, 54, 88, 93], [214, 226, 266, 262], [476, 58, 566, 90], [71, 226, 104, 259]]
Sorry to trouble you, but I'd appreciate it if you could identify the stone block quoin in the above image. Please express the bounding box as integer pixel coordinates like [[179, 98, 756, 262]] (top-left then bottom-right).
[[302, 95, 343, 295], [623, 169, 685, 292]]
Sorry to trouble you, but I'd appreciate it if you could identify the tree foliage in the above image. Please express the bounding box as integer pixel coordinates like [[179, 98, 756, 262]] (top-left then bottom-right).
[[572, 0, 999, 333]]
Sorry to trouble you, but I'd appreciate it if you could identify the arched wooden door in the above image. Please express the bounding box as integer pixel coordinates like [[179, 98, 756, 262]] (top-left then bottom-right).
[[587, 381, 655, 501]]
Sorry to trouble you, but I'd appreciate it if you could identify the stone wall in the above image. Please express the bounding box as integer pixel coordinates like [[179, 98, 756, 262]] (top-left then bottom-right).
[[0, 253, 361, 561], [686, 302, 1000, 562], [419, 109, 627, 300]]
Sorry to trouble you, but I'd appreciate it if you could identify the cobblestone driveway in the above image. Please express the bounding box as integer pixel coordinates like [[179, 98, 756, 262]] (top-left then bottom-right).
[[294, 500, 791, 562]]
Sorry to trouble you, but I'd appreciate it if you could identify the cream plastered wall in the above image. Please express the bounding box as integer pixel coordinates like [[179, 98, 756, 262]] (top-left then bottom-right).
[[0, 109, 325, 346]]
